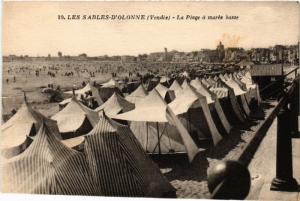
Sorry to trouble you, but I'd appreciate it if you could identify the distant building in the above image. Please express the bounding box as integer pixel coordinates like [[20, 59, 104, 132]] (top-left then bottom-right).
[[251, 64, 284, 98], [121, 55, 137, 63], [216, 42, 225, 62]]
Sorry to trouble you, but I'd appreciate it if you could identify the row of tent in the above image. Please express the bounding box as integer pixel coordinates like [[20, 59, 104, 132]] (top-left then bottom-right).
[[0, 107, 175, 196], [0, 69, 261, 195]]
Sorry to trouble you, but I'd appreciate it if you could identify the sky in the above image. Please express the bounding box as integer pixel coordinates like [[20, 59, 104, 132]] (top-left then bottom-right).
[[3, 1, 300, 56]]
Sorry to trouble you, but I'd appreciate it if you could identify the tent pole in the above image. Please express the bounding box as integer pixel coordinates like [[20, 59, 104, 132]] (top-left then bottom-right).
[[146, 122, 149, 152], [156, 122, 161, 155]]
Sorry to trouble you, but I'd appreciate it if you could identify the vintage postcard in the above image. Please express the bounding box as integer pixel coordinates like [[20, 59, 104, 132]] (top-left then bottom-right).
[[1, 1, 299, 200]]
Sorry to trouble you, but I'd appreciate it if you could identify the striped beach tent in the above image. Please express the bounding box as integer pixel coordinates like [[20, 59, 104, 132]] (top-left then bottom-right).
[[83, 112, 175, 197], [51, 97, 99, 139], [1, 100, 60, 158], [1, 123, 100, 195]]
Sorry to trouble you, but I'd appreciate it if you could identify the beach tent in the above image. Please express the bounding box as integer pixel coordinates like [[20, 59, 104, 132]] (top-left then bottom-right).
[[207, 79, 246, 125], [114, 89, 200, 162], [1, 100, 60, 158], [83, 112, 175, 197], [181, 79, 189, 88], [63, 83, 104, 108], [160, 76, 171, 86], [125, 84, 148, 104], [51, 97, 99, 139], [190, 78, 231, 134], [219, 74, 251, 116], [98, 79, 123, 103], [169, 79, 183, 98], [155, 83, 175, 103], [101, 78, 119, 88], [237, 71, 262, 105], [146, 77, 160, 91], [64, 82, 92, 96], [1, 123, 100, 195], [169, 83, 223, 145], [95, 92, 135, 117]]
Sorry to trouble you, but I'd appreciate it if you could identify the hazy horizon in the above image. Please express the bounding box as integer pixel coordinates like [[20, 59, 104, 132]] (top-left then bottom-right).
[[3, 1, 299, 57]]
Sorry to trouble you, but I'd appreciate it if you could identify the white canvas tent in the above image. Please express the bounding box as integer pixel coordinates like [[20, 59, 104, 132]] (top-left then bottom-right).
[[169, 80, 183, 98], [155, 83, 175, 103], [1, 99, 60, 158], [113, 89, 200, 162], [219, 74, 251, 116], [95, 92, 135, 117], [51, 97, 99, 139], [207, 79, 247, 124], [237, 71, 262, 105], [125, 84, 148, 104], [64, 82, 91, 96], [190, 78, 231, 134], [169, 83, 223, 145]]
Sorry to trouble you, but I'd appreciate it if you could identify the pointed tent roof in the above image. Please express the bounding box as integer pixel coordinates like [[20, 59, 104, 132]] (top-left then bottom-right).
[[65, 82, 91, 95], [160, 76, 170, 84], [83, 112, 175, 197], [201, 78, 212, 88], [208, 79, 230, 99], [101, 78, 119, 88], [219, 74, 246, 96], [51, 97, 99, 133], [114, 89, 200, 162], [169, 84, 206, 115], [1, 123, 100, 195], [190, 78, 215, 104], [169, 79, 183, 97], [95, 92, 135, 117], [125, 84, 148, 103], [181, 79, 189, 88], [155, 83, 173, 99], [115, 89, 168, 122], [1, 101, 61, 150]]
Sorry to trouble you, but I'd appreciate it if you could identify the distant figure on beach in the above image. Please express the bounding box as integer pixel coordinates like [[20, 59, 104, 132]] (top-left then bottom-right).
[[6, 78, 9, 83], [13, 76, 16, 82]]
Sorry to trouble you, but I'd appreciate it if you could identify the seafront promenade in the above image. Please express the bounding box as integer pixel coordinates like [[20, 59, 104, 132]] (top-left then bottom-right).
[[247, 117, 300, 200]]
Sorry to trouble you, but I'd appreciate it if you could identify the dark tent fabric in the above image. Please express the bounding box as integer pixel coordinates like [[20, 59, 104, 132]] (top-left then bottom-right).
[[1, 123, 100, 195], [83, 112, 175, 197]]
